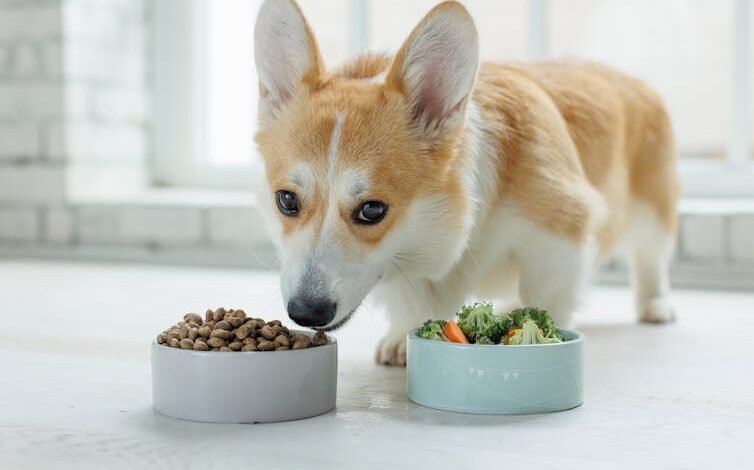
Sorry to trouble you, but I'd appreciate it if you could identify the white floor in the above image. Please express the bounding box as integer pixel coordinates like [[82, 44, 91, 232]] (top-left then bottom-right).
[[1, 260, 753, 469]]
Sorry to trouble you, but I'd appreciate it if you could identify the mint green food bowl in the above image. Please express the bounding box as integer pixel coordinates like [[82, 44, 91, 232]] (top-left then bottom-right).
[[406, 329, 583, 414]]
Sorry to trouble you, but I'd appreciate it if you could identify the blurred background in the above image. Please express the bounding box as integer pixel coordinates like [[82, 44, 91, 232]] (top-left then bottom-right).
[[0, 0, 753, 290]]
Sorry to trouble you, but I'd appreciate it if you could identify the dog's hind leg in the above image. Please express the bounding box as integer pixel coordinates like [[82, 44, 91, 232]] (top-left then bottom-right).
[[623, 101, 678, 323], [624, 203, 677, 323]]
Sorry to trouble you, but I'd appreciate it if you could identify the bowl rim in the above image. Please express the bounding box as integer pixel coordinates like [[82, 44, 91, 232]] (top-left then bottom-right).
[[152, 329, 337, 356], [407, 327, 583, 349]]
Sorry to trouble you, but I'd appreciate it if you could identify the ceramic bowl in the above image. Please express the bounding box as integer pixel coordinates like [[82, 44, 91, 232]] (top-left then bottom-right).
[[151, 330, 337, 423], [407, 328, 583, 414]]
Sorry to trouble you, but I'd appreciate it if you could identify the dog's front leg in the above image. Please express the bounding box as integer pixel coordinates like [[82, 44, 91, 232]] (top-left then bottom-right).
[[373, 277, 462, 366]]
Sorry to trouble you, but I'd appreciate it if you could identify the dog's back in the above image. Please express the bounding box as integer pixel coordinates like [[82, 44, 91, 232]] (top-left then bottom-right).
[[469, 60, 678, 323], [473, 61, 678, 255]]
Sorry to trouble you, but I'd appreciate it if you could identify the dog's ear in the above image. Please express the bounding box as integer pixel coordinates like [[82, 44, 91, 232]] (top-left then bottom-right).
[[386, 1, 479, 136], [254, 0, 324, 119]]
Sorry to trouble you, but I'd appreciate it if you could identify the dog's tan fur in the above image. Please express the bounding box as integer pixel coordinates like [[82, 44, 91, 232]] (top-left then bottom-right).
[[475, 61, 678, 252]]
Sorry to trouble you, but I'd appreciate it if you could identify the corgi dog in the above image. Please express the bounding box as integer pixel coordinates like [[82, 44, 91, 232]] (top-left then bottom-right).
[[253, 0, 679, 365]]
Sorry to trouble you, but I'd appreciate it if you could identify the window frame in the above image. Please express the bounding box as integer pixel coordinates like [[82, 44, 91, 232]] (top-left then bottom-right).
[[152, 0, 259, 189], [152, 0, 754, 197]]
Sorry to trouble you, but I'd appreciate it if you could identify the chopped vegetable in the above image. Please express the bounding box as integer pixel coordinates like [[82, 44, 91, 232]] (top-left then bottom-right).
[[505, 319, 562, 345], [443, 320, 469, 343], [478, 313, 513, 343], [416, 302, 563, 345], [416, 319, 448, 341], [510, 307, 557, 338], [457, 302, 516, 343], [456, 302, 495, 342]]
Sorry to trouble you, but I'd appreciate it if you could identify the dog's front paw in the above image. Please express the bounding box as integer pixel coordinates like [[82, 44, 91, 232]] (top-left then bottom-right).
[[639, 296, 676, 324], [375, 332, 407, 366]]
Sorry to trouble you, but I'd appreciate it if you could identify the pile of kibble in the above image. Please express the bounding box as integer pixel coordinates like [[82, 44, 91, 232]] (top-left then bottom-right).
[[156, 307, 328, 352]]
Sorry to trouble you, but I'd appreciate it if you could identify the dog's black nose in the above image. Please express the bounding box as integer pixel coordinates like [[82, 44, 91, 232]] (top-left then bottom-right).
[[287, 296, 337, 327]]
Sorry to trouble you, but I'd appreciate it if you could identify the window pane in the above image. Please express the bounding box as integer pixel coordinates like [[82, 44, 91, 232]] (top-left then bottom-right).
[[466, 0, 529, 61], [369, 0, 438, 53], [205, 0, 259, 166], [551, 0, 734, 159], [204, 0, 529, 169], [299, 0, 350, 66], [750, 0, 754, 160], [204, 1, 349, 168], [370, 0, 528, 61]]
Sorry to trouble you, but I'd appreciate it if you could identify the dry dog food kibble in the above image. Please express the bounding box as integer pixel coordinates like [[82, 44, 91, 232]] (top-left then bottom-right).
[[156, 308, 328, 352]]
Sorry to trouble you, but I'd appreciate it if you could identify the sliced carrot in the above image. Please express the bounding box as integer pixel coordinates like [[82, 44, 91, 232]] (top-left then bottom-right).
[[443, 320, 469, 344]]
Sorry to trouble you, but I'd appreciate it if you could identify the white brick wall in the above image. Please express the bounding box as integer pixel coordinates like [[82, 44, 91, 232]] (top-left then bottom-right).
[[65, 42, 145, 85], [208, 208, 271, 247], [0, 42, 43, 78], [60, 123, 146, 162], [65, 164, 146, 200], [40, 41, 62, 77], [91, 86, 147, 123], [0, 123, 39, 160], [61, 84, 93, 120], [10, 42, 41, 77], [75, 206, 119, 242], [0, 83, 63, 120], [0, 44, 9, 74], [0, 165, 65, 204], [0, 5, 61, 41], [63, 0, 131, 43], [730, 215, 754, 263], [681, 214, 725, 261], [78, 206, 202, 246], [120, 207, 202, 245], [44, 206, 73, 243], [0, 207, 38, 241]]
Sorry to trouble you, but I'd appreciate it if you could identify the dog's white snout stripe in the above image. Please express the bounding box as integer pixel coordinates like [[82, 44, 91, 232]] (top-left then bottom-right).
[[327, 111, 346, 185]]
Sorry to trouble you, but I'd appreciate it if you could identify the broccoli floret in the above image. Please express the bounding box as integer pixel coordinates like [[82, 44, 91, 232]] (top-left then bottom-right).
[[457, 302, 518, 343], [456, 302, 494, 341], [478, 313, 513, 343], [416, 319, 448, 341], [509, 308, 530, 328], [452, 303, 563, 344], [510, 307, 559, 340], [506, 319, 562, 345], [527, 308, 557, 338]]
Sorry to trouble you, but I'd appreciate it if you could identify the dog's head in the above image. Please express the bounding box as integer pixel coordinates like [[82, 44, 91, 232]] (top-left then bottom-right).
[[254, 0, 479, 329]]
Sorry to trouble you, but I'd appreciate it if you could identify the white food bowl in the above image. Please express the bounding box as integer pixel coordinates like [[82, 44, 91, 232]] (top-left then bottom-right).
[[151, 330, 337, 423]]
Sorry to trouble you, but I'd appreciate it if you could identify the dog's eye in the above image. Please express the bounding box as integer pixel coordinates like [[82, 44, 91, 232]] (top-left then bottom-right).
[[354, 201, 388, 225], [275, 190, 299, 216]]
